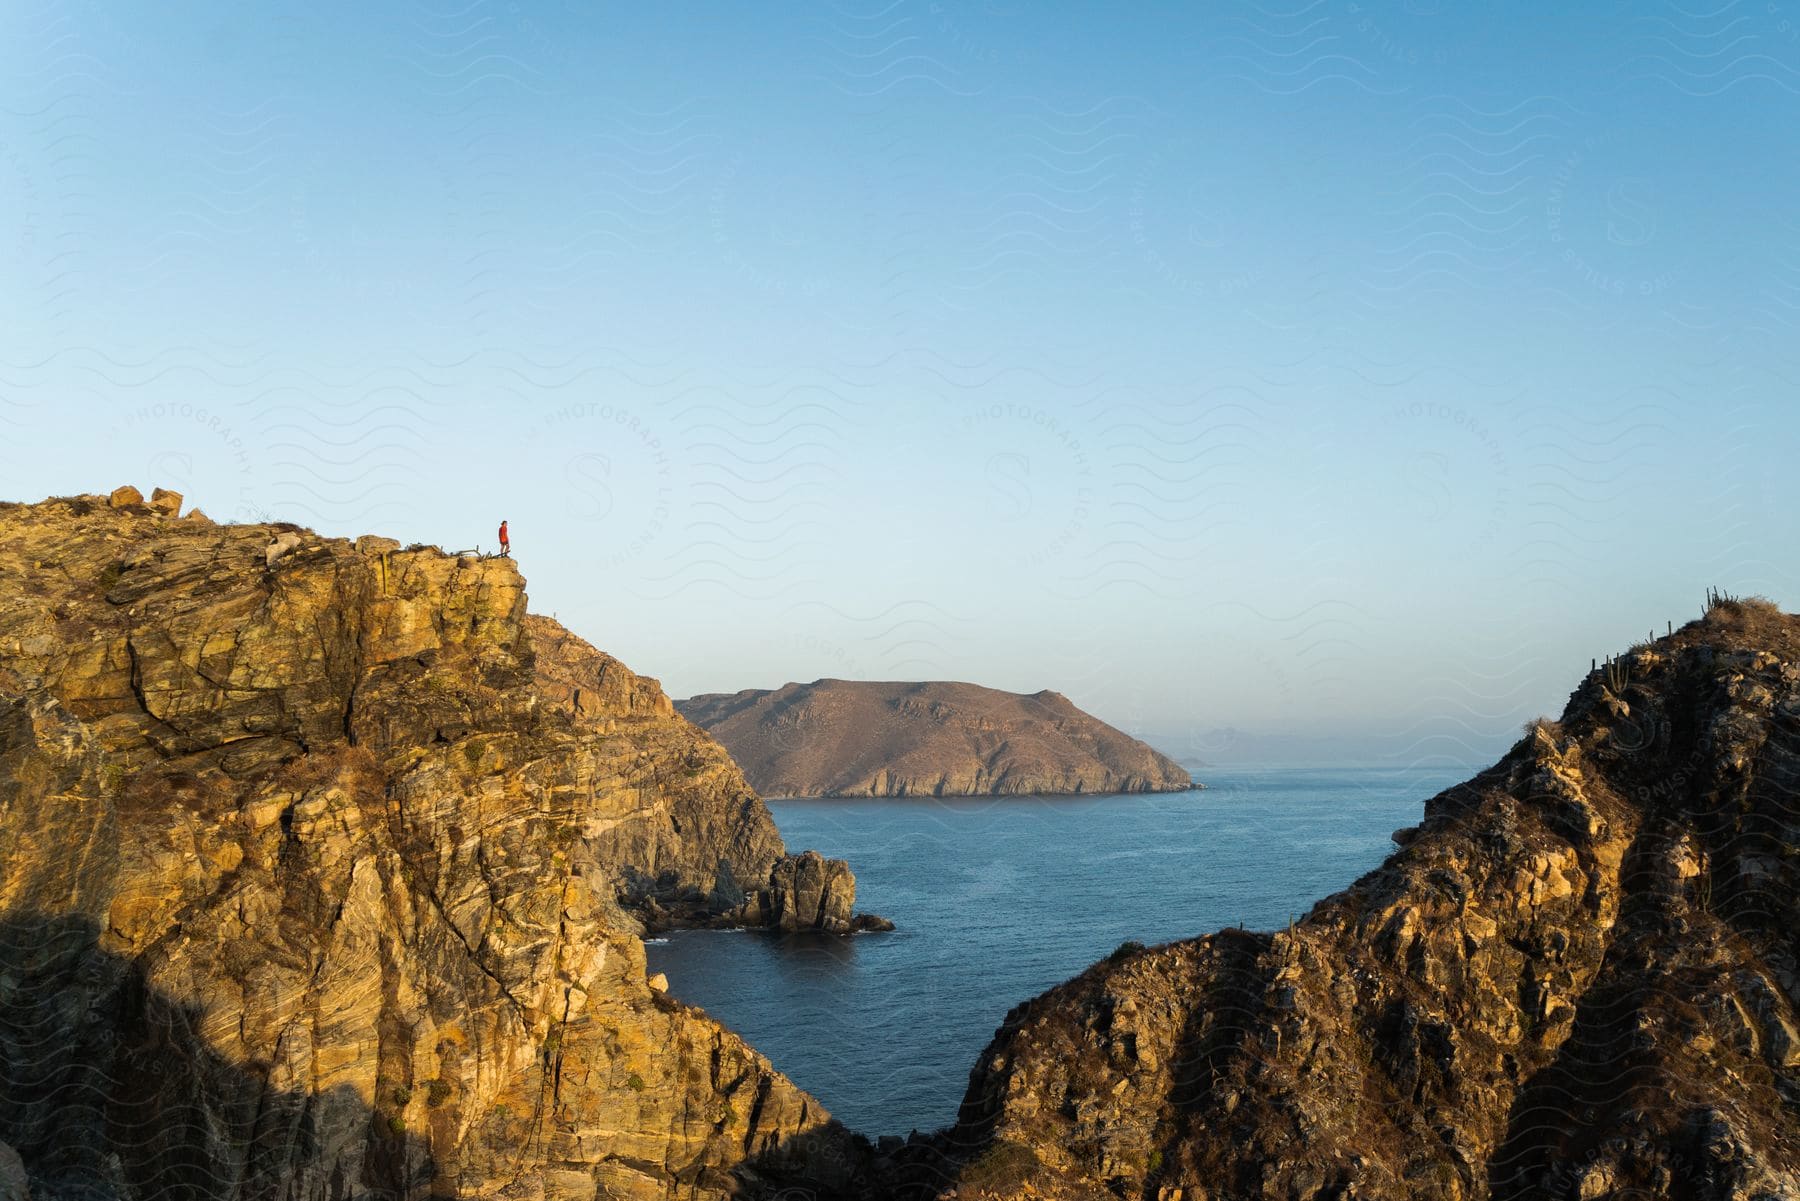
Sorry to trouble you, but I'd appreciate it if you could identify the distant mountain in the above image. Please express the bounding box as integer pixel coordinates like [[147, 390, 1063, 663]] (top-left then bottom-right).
[[676, 679, 1196, 797]]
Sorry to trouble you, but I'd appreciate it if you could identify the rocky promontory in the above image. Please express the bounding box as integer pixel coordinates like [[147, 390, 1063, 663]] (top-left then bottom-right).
[[0, 489, 876, 1201], [677, 679, 1194, 798], [905, 597, 1800, 1200]]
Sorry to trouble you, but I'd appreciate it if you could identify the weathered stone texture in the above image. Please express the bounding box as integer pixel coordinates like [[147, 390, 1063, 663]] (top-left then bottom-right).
[[0, 492, 866, 1201], [926, 600, 1800, 1201]]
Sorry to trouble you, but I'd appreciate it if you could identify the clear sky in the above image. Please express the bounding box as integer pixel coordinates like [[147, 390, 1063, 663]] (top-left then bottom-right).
[[3, 1, 1796, 768]]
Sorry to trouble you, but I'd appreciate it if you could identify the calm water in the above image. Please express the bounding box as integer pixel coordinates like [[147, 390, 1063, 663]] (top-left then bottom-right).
[[647, 765, 1467, 1137]]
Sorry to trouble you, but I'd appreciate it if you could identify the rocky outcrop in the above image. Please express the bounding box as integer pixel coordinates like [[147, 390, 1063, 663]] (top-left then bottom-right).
[[912, 597, 1800, 1201], [746, 849, 853, 933], [0, 491, 874, 1201], [678, 680, 1195, 797]]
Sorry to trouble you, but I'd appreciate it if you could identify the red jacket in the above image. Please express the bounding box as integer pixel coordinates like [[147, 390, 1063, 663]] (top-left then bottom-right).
[[498, 522, 509, 543]]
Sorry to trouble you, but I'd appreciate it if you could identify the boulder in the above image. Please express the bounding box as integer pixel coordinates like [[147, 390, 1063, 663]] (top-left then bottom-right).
[[147, 487, 182, 517], [264, 530, 303, 567], [0, 1141, 26, 1201], [106, 485, 142, 508]]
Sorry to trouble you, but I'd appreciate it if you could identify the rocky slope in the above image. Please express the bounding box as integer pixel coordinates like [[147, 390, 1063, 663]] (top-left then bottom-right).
[[898, 597, 1800, 1201], [677, 680, 1194, 798], [0, 488, 875, 1201]]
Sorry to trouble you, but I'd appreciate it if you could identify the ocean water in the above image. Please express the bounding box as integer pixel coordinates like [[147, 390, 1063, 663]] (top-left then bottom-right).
[[646, 765, 1470, 1137]]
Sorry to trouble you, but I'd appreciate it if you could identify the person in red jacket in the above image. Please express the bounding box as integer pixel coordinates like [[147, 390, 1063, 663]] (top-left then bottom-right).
[[498, 519, 510, 558]]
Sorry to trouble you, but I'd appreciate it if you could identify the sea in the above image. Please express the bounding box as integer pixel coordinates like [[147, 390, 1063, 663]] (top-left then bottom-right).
[[645, 765, 1471, 1138]]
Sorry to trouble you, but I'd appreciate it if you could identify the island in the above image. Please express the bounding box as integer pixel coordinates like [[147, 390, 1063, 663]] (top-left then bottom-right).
[[676, 678, 1196, 797]]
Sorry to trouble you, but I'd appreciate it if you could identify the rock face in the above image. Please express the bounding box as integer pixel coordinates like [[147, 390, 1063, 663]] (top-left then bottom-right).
[[0, 491, 872, 1201], [757, 849, 856, 932], [678, 679, 1194, 797], [922, 598, 1800, 1201]]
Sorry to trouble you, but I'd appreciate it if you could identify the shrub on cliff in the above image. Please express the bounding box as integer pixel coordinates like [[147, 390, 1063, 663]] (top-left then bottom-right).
[[1108, 939, 1146, 964], [960, 1140, 1042, 1192]]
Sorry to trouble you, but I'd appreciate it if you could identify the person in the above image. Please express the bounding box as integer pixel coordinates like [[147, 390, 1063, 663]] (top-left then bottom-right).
[[498, 519, 510, 557]]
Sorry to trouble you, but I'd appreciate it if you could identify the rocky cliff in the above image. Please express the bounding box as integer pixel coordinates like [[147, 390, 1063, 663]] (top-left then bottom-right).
[[0, 489, 873, 1201], [677, 680, 1194, 798], [914, 597, 1800, 1201]]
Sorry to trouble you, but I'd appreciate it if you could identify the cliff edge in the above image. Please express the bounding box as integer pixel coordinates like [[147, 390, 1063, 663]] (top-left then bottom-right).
[[914, 597, 1800, 1200], [0, 489, 872, 1201], [678, 679, 1194, 798]]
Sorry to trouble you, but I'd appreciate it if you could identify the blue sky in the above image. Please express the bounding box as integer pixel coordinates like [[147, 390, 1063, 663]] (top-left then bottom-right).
[[4, 1, 1797, 767]]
